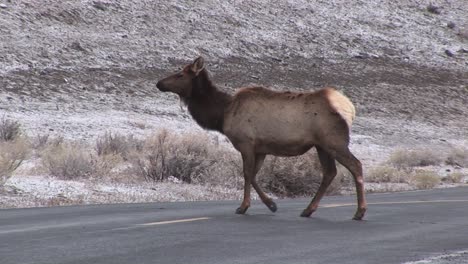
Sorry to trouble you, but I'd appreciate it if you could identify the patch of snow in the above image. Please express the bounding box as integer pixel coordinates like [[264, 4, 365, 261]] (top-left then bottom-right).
[[402, 250, 468, 264]]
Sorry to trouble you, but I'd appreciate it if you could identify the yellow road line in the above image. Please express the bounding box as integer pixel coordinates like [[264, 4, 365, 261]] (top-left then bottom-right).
[[138, 217, 211, 226], [321, 199, 468, 208]]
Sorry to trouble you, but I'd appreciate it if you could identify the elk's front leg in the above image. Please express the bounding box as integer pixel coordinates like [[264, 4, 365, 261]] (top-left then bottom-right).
[[236, 150, 256, 214], [251, 154, 277, 212]]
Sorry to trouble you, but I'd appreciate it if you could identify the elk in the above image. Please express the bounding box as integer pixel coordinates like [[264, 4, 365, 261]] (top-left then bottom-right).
[[156, 56, 367, 220]]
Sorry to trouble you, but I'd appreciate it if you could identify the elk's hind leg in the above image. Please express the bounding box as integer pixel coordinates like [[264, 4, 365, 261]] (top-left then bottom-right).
[[251, 154, 277, 212], [301, 147, 337, 217], [334, 148, 367, 220]]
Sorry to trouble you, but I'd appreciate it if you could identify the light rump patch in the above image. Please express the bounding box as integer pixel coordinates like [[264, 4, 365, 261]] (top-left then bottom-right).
[[323, 87, 356, 129]]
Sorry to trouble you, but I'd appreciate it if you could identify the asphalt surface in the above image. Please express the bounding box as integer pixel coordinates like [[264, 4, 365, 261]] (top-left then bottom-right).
[[1, 187, 468, 264]]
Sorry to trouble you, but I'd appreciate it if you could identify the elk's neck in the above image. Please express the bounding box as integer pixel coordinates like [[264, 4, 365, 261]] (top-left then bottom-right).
[[186, 74, 232, 134]]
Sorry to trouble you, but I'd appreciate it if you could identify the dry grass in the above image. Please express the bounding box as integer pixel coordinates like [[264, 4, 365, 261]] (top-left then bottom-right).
[[446, 147, 468, 167], [258, 153, 350, 197], [0, 116, 21, 142], [95, 132, 143, 160], [41, 140, 124, 181], [367, 165, 408, 183], [42, 143, 95, 180], [158, 132, 216, 184], [31, 134, 50, 150], [411, 170, 441, 189], [388, 148, 443, 169], [442, 172, 465, 184], [0, 139, 29, 186]]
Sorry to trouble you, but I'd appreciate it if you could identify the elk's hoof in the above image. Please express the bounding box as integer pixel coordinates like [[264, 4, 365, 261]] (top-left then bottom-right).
[[235, 207, 248, 214], [352, 208, 367, 220], [267, 201, 277, 213], [300, 209, 313, 218]]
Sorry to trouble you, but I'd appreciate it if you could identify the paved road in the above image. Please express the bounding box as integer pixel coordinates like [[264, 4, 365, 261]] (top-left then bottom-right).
[[1, 187, 467, 264]]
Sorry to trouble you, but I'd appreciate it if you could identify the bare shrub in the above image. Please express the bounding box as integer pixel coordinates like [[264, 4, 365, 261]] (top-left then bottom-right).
[[42, 144, 95, 180], [164, 133, 218, 183], [0, 116, 21, 142], [258, 153, 352, 197], [388, 148, 442, 169], [42, 140, 123, 181], [411, 170, 440, 189], [0, 139, 29, 186], [48, 136, 64, 147], [93, 154, 123, 179], [96, 132, 133, 159], [258, 153, 322, 197], [131, 130, 224, 184], [131, 130, 168, 182], [367, 165, 408, 183], [199, 150, 242, 188], [32, 134, 50, 149], [45, 196, 85, 207], [442, 172, 465, 184], [33, 135, 64, 150], [446, 147, 468, 167]]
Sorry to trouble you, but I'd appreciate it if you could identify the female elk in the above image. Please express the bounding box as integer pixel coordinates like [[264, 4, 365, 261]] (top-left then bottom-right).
[[156, 57, 367, 220]]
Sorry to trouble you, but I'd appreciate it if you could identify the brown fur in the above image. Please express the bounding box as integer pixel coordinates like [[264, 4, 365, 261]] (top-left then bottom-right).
[[157, 57, 367, 220]]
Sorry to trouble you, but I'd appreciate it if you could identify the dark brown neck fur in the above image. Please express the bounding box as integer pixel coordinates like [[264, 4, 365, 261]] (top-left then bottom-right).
[[186, 70, 232, 133]]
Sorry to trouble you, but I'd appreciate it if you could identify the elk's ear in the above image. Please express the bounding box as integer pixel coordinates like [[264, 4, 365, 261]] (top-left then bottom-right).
[[191, 56, 205, 76]]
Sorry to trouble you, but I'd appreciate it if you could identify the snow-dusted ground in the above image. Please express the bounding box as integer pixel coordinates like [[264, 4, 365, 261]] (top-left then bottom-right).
[[0, 0, 467, 208], [1, 175, 246, 209]]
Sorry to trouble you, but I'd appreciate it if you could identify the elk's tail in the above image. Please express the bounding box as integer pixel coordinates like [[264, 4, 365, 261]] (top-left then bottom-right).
[[325, 88, 356, 129]]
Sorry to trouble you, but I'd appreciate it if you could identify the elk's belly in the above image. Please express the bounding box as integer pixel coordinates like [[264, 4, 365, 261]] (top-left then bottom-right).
[[255, 140, 314, 156], [226, 125, 316, 156]]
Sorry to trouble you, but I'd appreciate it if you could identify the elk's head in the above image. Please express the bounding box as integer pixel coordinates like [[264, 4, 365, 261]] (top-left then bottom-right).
[[156, 56, 206, 98]]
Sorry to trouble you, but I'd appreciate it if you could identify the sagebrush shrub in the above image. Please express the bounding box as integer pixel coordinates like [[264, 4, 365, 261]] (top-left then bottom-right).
[[411, 170, 440, 189], [42, 144, 95, 180], [42, 141, 123, 180], [367, 165, 408, 183], [0, 117, 21, 142], [443, 172, 465, 184], [446, 147, 468, 167], [258, 153, 323, 197], [32, 134, 50, 150], [388, 148, 442, 169], [132, 131, 224, 184], [96, 132, 142, 159], [0, 139, 29, 186]]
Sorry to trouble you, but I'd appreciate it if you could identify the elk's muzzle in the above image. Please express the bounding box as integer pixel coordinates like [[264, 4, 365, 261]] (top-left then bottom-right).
[[156, 80, 166, 91]]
